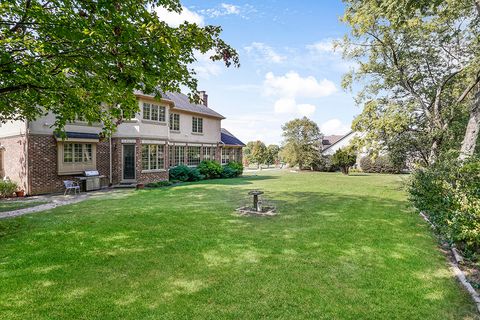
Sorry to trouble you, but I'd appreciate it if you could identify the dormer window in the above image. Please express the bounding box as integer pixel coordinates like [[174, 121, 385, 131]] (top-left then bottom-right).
[[143, 103, 165, 122], [170, 113, 180, 131], [192, 117, 203, 133]]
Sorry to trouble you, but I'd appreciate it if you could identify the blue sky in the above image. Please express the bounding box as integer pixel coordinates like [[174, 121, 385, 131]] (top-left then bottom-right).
[[157, 1, 358, 145]]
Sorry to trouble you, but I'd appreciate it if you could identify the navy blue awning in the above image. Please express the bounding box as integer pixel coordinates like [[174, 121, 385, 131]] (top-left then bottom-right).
[[55, 131, 100, 141]]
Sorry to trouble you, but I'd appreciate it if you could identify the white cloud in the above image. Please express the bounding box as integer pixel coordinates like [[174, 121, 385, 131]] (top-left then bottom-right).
[[192, 50, 222, 79], [245, 42, 286, 64], [306, 38, 340, 54], [221, 3, 240, 15], [320, 118, 351, 135], [264, 71, 337, 98], [200, 3, 240, 17], [274, 98, 316, 116], [155, 6, 204, 27]]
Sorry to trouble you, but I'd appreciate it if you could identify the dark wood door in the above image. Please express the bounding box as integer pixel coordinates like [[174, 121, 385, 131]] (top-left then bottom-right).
[[123, 145, 136, 180]]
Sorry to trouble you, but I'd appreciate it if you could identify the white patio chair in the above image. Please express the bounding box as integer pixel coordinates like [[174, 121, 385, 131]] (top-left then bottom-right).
[[63, 180, 80, 195]]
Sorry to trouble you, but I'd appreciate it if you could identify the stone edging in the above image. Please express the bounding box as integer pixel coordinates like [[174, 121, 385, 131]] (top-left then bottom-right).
[[419, 212, 480, 313]]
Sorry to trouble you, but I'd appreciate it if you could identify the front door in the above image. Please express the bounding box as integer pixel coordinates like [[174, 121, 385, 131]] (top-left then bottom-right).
[[123, 144, 136, 180]]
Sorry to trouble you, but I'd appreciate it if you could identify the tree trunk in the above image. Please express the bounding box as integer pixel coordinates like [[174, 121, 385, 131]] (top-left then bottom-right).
[[459, 87, 480, 160]]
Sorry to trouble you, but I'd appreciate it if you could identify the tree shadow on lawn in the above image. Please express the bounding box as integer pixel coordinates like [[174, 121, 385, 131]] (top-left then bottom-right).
[[0, 185, 477, 318]]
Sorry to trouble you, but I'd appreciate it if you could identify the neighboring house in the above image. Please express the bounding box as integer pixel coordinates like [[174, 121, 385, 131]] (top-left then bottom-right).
[[0, 91, 244, 195], [321, 131, 356, 155]]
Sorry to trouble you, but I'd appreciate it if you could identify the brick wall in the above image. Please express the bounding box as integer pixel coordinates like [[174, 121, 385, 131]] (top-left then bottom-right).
[[0, 135, 28, 192], [28, 135, 111, 195]]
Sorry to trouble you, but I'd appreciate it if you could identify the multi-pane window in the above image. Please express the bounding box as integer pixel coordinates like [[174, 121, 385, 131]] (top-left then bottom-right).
[[192, 117, 203, 133], [143, 103, 166, 122], [169, 113, 180, 131], [169, 146, 185, 167], [221, 148, 231, 164], [142, 145, 165, 170], [202, 147, 217, 161], [187, 146, 201, 166], [64, 143, 92, 163]]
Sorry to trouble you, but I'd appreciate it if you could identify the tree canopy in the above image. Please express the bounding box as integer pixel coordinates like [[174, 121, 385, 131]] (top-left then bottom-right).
[[342, 0, 480, 164], [0, 0, 239, 135], [280, 117, 323, 170]]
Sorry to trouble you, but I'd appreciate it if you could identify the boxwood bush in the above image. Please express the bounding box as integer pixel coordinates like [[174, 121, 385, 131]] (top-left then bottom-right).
[[197, 160, 223, 179], [169, 165, 204, 182]]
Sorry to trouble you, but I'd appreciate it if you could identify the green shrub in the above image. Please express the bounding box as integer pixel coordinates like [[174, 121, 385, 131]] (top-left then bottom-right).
[[169, 165, 204, 182], [331, 148, 356, 174], [225, 161, 243, 176], [316, 155, 339, 172], [221, 166, 237, 178], [197, 160, 223, 179], [409, 156, 480, 255], [360, 156, 402, 173], [0, 180, 18, 197]]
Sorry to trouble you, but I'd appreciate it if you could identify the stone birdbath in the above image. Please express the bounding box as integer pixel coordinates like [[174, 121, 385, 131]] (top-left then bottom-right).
[[248, 190, 264, 212]]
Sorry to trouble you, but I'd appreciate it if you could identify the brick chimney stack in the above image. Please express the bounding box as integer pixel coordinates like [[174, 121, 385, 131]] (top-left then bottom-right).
[[199, 90, 208, 107]]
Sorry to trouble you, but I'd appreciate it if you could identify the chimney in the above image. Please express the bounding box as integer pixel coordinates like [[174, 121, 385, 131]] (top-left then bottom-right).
[[199, 90, 208, 107]]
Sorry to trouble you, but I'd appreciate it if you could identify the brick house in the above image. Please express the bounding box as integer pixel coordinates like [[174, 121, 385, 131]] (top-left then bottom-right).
[[0, 91, 245, 195]]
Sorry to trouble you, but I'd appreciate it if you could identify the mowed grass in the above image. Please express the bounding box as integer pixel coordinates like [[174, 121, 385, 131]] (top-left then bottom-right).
[[0, 200, 47, 213], [0, 171, 477, 319]]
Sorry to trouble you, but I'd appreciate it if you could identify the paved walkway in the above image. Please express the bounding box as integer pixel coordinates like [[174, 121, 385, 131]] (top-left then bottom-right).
[[0, 189, 129, 219]]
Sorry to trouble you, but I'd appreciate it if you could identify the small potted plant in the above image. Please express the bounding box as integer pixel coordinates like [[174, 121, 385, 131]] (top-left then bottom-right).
[[15, 189, 25, 197]]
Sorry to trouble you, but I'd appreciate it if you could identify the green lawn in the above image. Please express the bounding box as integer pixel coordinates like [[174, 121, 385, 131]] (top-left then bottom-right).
[[0, 171, 477, 319], [0, 200, 47, 213]]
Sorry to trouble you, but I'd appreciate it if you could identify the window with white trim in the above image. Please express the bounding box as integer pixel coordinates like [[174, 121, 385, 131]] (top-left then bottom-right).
[[169, 145, 185, 167], [142, 145, 165, 170], [187, 146, 201, 166], [192, 117, 203, 133], [58, 142, 97, 175], [169, 113, 180, 131], [143, 103, 166, 122], [63, 143, 93, 164], [221, 148, 230, 164]]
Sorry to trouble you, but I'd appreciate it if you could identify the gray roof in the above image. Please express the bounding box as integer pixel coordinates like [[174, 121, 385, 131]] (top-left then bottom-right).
[[322, 131, 354, 152], [221, 128, 245, 147], [134, 90, 225, 119]]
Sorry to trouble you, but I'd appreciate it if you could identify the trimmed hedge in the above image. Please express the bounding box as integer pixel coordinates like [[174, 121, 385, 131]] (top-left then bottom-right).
[[169, 161, 244, 182]]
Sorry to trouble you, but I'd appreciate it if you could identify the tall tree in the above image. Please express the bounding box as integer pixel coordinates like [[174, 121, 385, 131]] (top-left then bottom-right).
[[0, 0, 239, 135], [280, 117, 323, 170], [245, 141, 267, 167], [341, 0, 480, 163], [265, 144, 280, 167]]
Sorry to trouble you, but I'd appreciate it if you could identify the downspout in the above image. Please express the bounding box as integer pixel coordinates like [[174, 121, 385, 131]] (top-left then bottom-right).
[[25, 119, 31, 195], [109, 137, 113, 185]]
